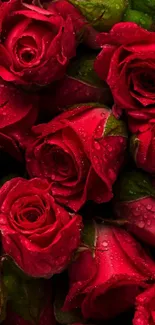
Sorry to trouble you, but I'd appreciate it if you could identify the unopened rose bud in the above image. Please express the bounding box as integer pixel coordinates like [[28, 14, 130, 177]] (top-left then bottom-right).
[[68, 0, 129, 31]]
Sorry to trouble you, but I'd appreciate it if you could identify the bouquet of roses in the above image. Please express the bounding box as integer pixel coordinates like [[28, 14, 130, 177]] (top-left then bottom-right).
[[1, 0, 155, 324]]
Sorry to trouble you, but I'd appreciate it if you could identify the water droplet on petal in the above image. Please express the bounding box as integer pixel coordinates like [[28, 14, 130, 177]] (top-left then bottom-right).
[[102, 241, 108, 247], [94, 156, 99, 164], [107, 146, 112, 152], [134, 210, 140, 217], [108, 168, 116, 180], [138, 221, 145, 228], [94, 141, 100, 150], [147, 205, 152, 210]]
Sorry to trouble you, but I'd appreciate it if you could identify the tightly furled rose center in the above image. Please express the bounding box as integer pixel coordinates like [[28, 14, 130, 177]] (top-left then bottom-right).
[[0, 1, 76, 85], [10, 194, 55, 232], [35, 127, 89, 186], [41, 144, 77, 181], [5, 21, 54, 69], [5, 188, 57, 240]]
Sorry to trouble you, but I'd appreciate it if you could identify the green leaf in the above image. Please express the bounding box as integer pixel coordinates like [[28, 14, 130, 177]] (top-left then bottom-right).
[[130, 134, 140, 161], [114, 170, 155, 202], [67, 54, 105, 88], [0, 174, 19, 187], [54, 275, 84, 324], [104, 114, 128, 137], [123, 8, 153, 30], [0, 276, 7, 323], [132, 0, 155, 16], [2, 258, 46, 324], [68, 0, 129, 31], [81, 219, 96, 249]]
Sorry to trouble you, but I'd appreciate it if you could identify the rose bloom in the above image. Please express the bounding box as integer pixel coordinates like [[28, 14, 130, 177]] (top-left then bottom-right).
[[0, 177, 82, 277], [0, 0, 76, 86], [63, 225, 155, 320], [94, 22, 155, 133], [133, 284, 155, 325], [0, 81, 38, 160], [26, 104, 127, 212]]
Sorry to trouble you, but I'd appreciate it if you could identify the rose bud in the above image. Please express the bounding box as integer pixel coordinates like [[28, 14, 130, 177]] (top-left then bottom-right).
[[132, 0, 155, 16], [47, 0, 99, 49], [39, 54, 112, 117], [133, 284, 155, 325], [0, 81, 38, 161], [123, 9, 154, 31], [0, 177, 82, 277], [0, 0, 76, 86], [94, 22, 155, 133], [26, 104, 127, 212], [67, 0, 129, 31], [114, 170, 155, 246], [130, 127, 155, 173], [63, 223, 155, 320]]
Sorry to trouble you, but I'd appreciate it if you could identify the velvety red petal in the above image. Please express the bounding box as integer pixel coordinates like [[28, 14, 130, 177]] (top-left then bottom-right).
[[96, 22, 155, 46], [133, 284, 155, 325], [115, 197, 155, 246], [94, 44, 116, 81]]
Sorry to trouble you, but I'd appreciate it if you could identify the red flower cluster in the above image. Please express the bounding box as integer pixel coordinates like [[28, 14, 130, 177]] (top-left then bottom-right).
[[0, 0, 155, 324]]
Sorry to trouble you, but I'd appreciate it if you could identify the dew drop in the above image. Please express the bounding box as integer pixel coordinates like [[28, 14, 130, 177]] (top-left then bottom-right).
[[138, 221, 145, 228], [147, 205, 152, 210], [134, 210, 140, 217], [51, 174, 56, 180], [108, 168, 116, 180], [94, 141, 100, 150], [107, 146, 112, 152], [94, 156, 99, 164], [102, 241, 108, 247]]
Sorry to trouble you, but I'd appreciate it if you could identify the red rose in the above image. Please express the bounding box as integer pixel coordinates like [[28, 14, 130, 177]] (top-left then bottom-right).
[[63, 224, 155, 320], [26, 104, 127, 211], [94, 22, 155, 133], [39, 54, 112, 118], [114, 171, 155, 247], [0, 177, 82, 277], [0, 0, 76, 86], [131, 126, 155, 173], [47, 0, 99, 49], [0, 81, 38, 160], [133, 284, 155, 325]]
